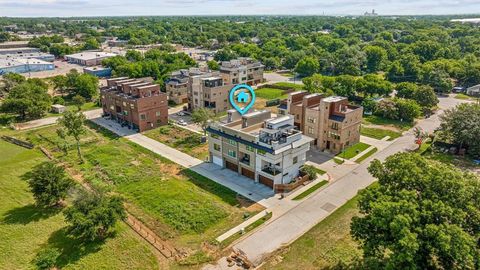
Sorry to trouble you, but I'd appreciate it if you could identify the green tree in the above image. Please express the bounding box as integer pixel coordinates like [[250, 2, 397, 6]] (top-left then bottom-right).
[[83, 37, 100, 50], [364, 45, 387, 73], [72, 94, 86, 111], [24, 161, 74, 207], [0, 82, 52, 120], [395, 98, 421, 122], [64, 193, 126, 241], [1, 73, 26, 93], [207, 60, 219, 70], [439, 103, 480, 157], [74, 74, 99, 100], [50, 75, 68, 95], [295, 56, 319, 77], [412, 85, 438, 108], [57, 111, 87, 162], [396, 82, 418, 99], [352, 153, 480, 269], [34, 247, 60, 270], [191, 108, 215, 136]]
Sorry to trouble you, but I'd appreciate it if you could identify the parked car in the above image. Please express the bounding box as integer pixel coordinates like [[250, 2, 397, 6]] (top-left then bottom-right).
[[177, 112, 186, 116], [177, 120, 188, 126]]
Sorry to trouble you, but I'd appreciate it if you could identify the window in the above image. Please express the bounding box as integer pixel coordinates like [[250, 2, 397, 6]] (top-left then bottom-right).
[[228, 139, 237, 146], [227, 150, 236, 158], [331, 122, 339, 130], [156, 111, 161, 117], [123, 111, 128, 115], [140, 114, 146, 120], [307, 117, 316, 124], [293, 156, 298, 164], [246, 145, 254, 152], [214, 143, 221, 151], [308, 126, 314, 135]]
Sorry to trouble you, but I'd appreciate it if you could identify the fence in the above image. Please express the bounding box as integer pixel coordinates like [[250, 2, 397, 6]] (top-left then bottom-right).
[[1, 136, 34, 149]]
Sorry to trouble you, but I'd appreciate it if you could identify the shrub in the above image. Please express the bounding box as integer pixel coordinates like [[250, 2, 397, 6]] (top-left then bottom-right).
[[34, 247, 60, 270], [301, 165, 318, 180]]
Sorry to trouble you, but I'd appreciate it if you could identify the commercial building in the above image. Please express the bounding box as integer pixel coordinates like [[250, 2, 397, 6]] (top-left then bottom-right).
[[188, 71, 232, 113], [207, 110, 313, 191], [0, 41, 30, 50], [279, 92, 363, 154], [65, 51, 117, 66], [0, 57, 54, 75], [83, 66, 112, 78], [100, 77, 168, 132], [219, 57, 264, 86]]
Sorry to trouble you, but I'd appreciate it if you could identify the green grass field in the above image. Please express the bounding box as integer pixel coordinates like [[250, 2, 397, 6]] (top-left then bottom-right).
[[355, 147, 378, 163], [143, 124, 209, 160], [0, 139, 158, 270], [363, 115, 414, 131], [292, 180, 328, 200], [336, 142, 370, 160], [273, 82, 304, 90], [261, 196, 362, 269], [255, 87, 289, 100], [9, 123, 257, 265], [360, 126, 401, 141]]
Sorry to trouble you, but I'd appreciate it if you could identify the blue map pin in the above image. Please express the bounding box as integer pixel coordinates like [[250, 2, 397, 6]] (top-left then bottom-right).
[[229, 84, 256, 115]]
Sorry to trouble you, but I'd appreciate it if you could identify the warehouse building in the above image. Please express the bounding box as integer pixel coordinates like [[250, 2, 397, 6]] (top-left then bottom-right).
[[64, 51, 117, 66], [0, 58, 54, 75]]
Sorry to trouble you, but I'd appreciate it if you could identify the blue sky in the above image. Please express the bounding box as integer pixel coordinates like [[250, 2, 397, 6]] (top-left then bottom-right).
[[1, 0, 479, 17]]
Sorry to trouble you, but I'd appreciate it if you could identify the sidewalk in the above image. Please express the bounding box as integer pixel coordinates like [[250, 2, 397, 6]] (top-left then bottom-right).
[[15, 108, 103, 130]]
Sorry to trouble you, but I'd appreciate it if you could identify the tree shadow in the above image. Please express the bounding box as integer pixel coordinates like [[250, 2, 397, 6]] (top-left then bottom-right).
[[47, 227, 111, 268], [1, 204, 61, 225]]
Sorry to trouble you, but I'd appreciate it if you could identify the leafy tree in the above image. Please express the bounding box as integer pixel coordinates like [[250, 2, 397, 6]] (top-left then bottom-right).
[[74, 74, 99, 100], [396, 82, 418, 99], [50, 75, 68, 95], [439, 103, 480, 157], [412, 85, 438, 108], [300, 165, 318, 180], [25, 161, 74, 207], [1, 73, 26, 93], [72, 95, 86, 111], [64, 193, 126, 241], [191, 108, 215, 136], [207, 60, 219, 70], [375, 99, 398, 120], [295, 56, 319, 77], [363, 45, 387, 72], [421, 65, 453, 94], [34, 247, 60, 270], [395, 98, 421, 122], [125, 50, 143, 62], [214, 49, 238, 61], [57, 111, 87, 162], [361, 98, 376, 114], [333, 46, 366, 76], [0, 82, 52, 120], [82, 37, 100, 50], [352, 153, 480, 269], [356, 74, 393, 97]]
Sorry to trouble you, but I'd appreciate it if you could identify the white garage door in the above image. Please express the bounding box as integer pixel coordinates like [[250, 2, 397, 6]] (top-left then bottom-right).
[[212, 155, 223, 167]]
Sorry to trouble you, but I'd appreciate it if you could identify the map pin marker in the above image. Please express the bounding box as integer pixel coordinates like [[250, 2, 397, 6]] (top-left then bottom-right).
[[229, 84, 256, 115]]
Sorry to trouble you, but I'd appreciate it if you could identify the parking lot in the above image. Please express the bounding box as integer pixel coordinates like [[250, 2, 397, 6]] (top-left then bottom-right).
[[26, 60, 84, 79]]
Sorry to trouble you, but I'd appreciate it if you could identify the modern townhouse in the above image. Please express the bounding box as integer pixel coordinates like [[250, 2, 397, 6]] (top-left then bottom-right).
[[207, 110, 313, 191], [100, 77, 168, 132], [219, 57, 265, 86], [279, 91, 363, 154], [166, 68, 204, 104], [188, 71, 232, 114]]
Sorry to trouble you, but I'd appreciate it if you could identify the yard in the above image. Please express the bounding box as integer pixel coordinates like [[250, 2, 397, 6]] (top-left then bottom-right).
[[143, 124, 209, 160], [336, 142, 370, 160], [0, 139, 158, 270], [9, 123, 259, 267], [273, 82, 304, 90], [362, 115, 414, 131], [360, 126, 401, 141], [261, 196, 362, 269], [47, 101, 100, 117], [255, 87, 289, 100]]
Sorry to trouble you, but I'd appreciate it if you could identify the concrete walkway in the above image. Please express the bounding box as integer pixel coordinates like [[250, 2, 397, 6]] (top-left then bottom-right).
[[216, 210, 271, 243], [15, 108, 103, 130], [352, 145, 377, 162]]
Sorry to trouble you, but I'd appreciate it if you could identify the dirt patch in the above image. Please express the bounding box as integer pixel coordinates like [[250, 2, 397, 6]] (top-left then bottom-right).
[[362, 123, 402, 132], [237, 195, 265, 212]]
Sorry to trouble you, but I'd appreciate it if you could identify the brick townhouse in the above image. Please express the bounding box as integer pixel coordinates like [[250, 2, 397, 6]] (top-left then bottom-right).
[[279, 91, 363, 154], [100, 77, 168, 132]]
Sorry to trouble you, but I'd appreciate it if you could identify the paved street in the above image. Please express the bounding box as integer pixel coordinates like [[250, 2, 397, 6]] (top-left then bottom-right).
[[204, 95, 469, 269]]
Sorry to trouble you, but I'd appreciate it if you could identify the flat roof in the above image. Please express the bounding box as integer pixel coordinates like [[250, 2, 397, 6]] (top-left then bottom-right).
[[83, 66, 111, 71], [65, 51, 117, 61], [323, 96, 346, 102]]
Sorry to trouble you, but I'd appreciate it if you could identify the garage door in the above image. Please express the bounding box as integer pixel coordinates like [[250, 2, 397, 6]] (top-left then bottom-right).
[[225, 161, 238, 172], [241, 167, 255, 180], [258, 175, 274, 188], [212, 155, 223, 167]]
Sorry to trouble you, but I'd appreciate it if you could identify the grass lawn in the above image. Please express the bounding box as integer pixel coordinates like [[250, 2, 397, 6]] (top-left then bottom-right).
[[261, 196, 362, 269], [292, 180, 328, 200], [363, 115, 414, 131], [220, 212, 273, 248], [360, 126, 401, 141], [255, 87, 289, 100], [9, 123, 258, 266], [0, 139, 158, 270], [355, 147, 378, 163], [273, 82, 304, 90], [336, 142, 370, 160], [454, 93, 471, 100], [333, 157, 345, 165], [143, 124, 209, 160]]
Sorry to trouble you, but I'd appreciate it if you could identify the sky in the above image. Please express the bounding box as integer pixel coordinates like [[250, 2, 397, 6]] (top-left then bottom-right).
[[0, 0, 480, 17]]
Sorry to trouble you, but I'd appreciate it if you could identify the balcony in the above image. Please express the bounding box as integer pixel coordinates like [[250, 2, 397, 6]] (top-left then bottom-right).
[[262, 165, 281, 176]]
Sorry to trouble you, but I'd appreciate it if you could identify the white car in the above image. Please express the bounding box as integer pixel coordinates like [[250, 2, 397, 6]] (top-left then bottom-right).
[[177, 120, 188, 126], [177, 112, 186, 116]]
